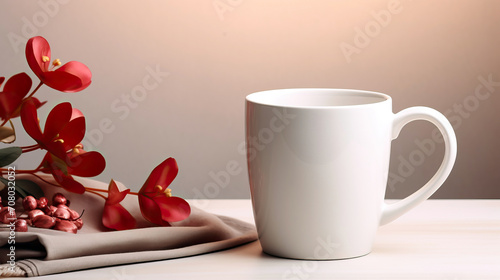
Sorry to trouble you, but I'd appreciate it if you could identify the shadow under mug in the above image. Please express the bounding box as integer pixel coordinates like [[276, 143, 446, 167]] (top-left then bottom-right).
[[245, 88, 457, 260]]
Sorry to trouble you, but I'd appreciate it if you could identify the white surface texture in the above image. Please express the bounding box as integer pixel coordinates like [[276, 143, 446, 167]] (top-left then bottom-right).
[[30, 199, 500, 280]]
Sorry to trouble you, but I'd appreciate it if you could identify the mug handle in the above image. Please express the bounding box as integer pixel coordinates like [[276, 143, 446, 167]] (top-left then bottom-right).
[[380, 106, 457, 225]]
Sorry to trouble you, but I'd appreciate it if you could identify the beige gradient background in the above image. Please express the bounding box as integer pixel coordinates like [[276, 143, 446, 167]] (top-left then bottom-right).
[[0, 0, 499, 199]]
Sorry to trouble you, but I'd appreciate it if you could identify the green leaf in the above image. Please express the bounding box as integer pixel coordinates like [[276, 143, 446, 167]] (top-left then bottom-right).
[[15, 180, 45, 198], [0, 177, 26, 197], [0, 178, 45, 198], [15, 184, 29, 197], [0, 146, 22, 167]]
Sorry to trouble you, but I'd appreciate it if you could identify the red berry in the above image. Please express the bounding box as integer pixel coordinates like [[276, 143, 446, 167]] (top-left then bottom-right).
[[37, 197, 48, 209], [0, 207, 16, 224], [52, 193, 67, 206], [22, 196, 37, 211], [33, 215, 56, 229], [73, 218, 83, 230], [68, 209, 80, 220], [28, 209, 45, 221], [54, 220, 77, 234], [14, 219, 28, 232], [57, 204, 69, 210], [53, 208, 71, 220], [44, 205, 57, 216]]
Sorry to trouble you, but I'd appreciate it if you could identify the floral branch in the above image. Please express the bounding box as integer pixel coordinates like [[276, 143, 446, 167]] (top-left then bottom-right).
[[0, 36, 191, 234]]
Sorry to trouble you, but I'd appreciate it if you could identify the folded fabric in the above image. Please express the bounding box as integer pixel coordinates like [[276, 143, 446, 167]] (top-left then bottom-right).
[[0, 174, 257, 277]]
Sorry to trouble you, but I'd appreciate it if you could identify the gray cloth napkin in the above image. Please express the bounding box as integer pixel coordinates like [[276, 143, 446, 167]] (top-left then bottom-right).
[[0, 175, 257, 277]]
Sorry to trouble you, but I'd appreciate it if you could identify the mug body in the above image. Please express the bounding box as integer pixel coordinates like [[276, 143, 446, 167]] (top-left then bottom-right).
[[246, 88, 393, 260]]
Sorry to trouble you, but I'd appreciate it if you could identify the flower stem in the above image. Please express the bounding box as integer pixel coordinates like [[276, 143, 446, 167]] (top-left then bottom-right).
[[30, 173, 60, 188], [20, 144, 40, 149], [25, 80, 44, 100], [21, 144, 41, 153], [84, 187, 139, 196], [85, 189, 107, 200], [84, 187, 108, 193], [0, 168, 39, 174]]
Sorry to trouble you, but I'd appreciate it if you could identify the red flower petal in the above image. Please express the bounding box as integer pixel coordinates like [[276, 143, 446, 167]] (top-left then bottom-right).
[[58, 115, 85, 150], [43, 141, 68, 162], [38, 152, 52, 172], [102, 203, 136, 230], [43, 102, 72, 142], [54, 61, 92, 92], [42, 68, 87, 93], [2, 72, 32, 97], [70, 108, 83, 120], [138, 194, 169, 226], [50, 168, 85, 194], [106, 180, 130, 205], [20, 98, 43, 142], [0, 73, 33, 119], [102, 180, 136, 230], [140, 158, 178, 194], [66, 151, 106, 177], [8, 97, 46, 119], [26, 36, 51, 79], [154, 196, 191, 222], [25, 36, 92, 93]]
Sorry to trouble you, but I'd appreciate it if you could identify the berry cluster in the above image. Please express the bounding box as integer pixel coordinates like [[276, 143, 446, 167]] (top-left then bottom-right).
[[0, 193, 83, 234]]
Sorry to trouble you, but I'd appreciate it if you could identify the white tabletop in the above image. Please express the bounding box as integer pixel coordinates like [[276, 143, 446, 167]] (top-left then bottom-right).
[[33, 199, 500, 280]]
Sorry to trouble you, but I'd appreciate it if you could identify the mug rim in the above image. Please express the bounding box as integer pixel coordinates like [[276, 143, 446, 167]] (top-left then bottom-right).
[[246, 88, 391, 109]]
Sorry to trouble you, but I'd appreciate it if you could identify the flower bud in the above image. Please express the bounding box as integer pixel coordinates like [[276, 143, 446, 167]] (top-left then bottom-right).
[[28, 209, 45, 221], [33, 215, 56, 229], [52, 193, 67, 206], [54, 220, 77, 234], [37, 197, 48, 209], [22, 196, 37, 211]]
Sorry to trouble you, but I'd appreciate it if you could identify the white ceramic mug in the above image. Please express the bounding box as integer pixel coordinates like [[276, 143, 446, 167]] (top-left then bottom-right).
[[245, 88, 457, 260]]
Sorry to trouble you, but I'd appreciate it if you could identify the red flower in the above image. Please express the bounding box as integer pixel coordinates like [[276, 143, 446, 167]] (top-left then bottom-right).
[[26, 36, 91, 93], [138, 158, 191, 225], [40, 145, 106, 194], [21, 100, 105, 193], [21, 99, 86, 159], [0, 73, 45, 121], [102, 180, 136, 230]]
